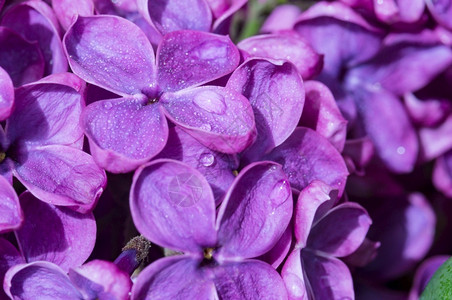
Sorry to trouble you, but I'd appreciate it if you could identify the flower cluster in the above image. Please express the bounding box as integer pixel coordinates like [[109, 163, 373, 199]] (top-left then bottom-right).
[[0, 0, 451, 299]]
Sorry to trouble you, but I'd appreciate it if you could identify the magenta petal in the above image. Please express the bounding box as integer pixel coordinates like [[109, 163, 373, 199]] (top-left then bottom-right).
[[299, 80, 347, 152], [307, 202, 372, 257], [4, 261, 82, 299], [0, 66, 14, 120], [157, 30, 239, 92], [419, 115, 452, 161], [302, 251, 354, 300], [162, 86, 255, 154], [16, 192, 95, 271], [355, 87, 418, 173], [426, 0, 452, 30], [82, 97, 168, 173], [259, 220, 293, 269], [264, 127, 349, 197], [156, 127, 238, 204], [132, 256, 215, 299], [138, 0, 211, 35], [373, 0, 425, 24], [64, 15, 156, 96], [51, 0, 94, 30], [1, 1, 68, 75], [0, 27, 44, 86], [0, 238, 25, 299], [227, 58, 304, 161], [8, 82, 84, 148], [216, 162, 292, 260], [0, 175, 22, 233], [281, 249, 309, 300], [238, 33, 323, 80], [131, 159, 217, 254], [13, 145, 106, 212], [433, 151, 452, 198], [294, 180, 337, 248], [69, 260, 132, 300], [261, 5, 301, 33], [213, 260, 288, 300], [210, 0, 247, 30]]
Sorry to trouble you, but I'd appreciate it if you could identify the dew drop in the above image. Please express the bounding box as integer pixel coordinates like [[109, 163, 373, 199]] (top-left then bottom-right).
[[103, 102, 113, 110], [269, 180, 291, 204], [200, 123, 212, 131], [199, 153, 215, 167], [193, 90, 226, 114], [397, 146, 406, 154]]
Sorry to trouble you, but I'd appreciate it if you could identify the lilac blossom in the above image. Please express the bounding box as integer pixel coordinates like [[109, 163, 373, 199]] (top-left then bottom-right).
[[282, 180, 372, 300], [0, 175, 22, 234], [0, 66, 14, 120], [130, 159, 292, 299], [64, 15, 255, 173], [0, 73, 106, 212]]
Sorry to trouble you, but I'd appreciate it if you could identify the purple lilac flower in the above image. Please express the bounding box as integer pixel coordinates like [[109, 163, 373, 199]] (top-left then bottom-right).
[[0, 66, 14, 120], [282, 180, 371, 300], [64, 15, 255, 173], [130, 159, 292, 299], [409, 255, 451, 299], [0, 73, 106, 212], [0, 175, 22, 234]]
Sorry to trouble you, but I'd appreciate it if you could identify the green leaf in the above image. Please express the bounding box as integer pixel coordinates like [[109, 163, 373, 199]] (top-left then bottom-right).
[[421, 257, 452, 300]]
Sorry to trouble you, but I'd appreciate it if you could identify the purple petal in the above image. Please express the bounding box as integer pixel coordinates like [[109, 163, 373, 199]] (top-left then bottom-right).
[[0, 175, 22, 233], [156, 127, 238, 204], [347, 31, 452, 96], [260, 5, 301, 33], [131, 256, 215, 299], [7, 81, 84, 148], [373, 0, 425, 24], [0, 238, 25, 299], [0, 26, 44, 86], [131, 159, 217, 254], [82, 97, 168, 173], [138, 0, 211, 35], [0, 66, 14, 120], [227, 58, 304, 161], [354, 87, 418, 173], [404, 92, 452, 128], [4, 261, 82, 299], [302, 251, 354, 300], [419, 115, 452, 161], [342, 238, 380, 267], [156, 30, 239, 92], [64, 15, 156, 96], [13, 145, 106, 212], [1, 1, 68, 75], [161, 86, 256, 154], [16, 192, 96, 271], [342, 137, 375, 175], [433, 150, 452, 198], [213, 260, 288, 299], [426, 0, 452, 30], [307, 202, 372, 257], [258, 220, 293, 269], [282, 249, 309, 300], [51, 0, 94, 30], [69, 260, 132, 300], [409, 255, 450, 299], [264, 127, 349, 197], [294, 180, 337, 247], [294, 1, 383, 79], [216, 162, 292, 260], [238, 33, 322, 80], [299, 80, 347, 152]]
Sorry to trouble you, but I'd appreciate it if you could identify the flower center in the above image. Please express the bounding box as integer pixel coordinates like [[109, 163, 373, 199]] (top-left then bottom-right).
[[203, 248, 214, 260], [232, 170, 239, 177], [0, 152, 5, 163]]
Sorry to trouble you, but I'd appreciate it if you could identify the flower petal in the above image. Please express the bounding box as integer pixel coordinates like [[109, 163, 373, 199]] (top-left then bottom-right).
[[0, 238, 25, 299], [0, 175, 22, 233], [0, 26, 44, 86], [419, 115, 452, 162], [156, 127, 238, 204], [0, 66, 14, 120], [258, 220, 293, 269], [307, 202, 372, 257], [264, 127, 349, 197], [426, 0, 452, 30], [7, 81, 84, 148], [433, 150, 452, 198], [260, 5, 301, 33], [281, 249, 309, 300], [131, 256, 215, 299], [16, 192, 96, 271], [210, 0, 247, 31], [373, 0, 425, 24], [227, 58, 304, 162], [69, 260, 132, 300], [238, 33, 322, 80], [302, 251, 355, 300], [216, 161, 292, 260], [409, 255, 450, 299], [213, 260, 288, 300], [157, 30, 239, 92], [1, 1, 68, 75], [64, 15, 156, 96], [4, 261, 82, 300], [82, 97, 168, 173], [131, 159, 217, 254], [51, 0, 94, 30], [161, 86, 255, 154], [138, 0, 211, 35], [13, 145, 106, 212]]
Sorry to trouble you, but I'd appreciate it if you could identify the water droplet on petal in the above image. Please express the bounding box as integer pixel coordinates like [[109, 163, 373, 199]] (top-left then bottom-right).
[[199, 153, 215, 167], [103, 102, 113, 110], [200, 123, 212, 131], [193, 90, 226, 114], [270, 180, 291, 205], [397, 146, 406, 155]]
